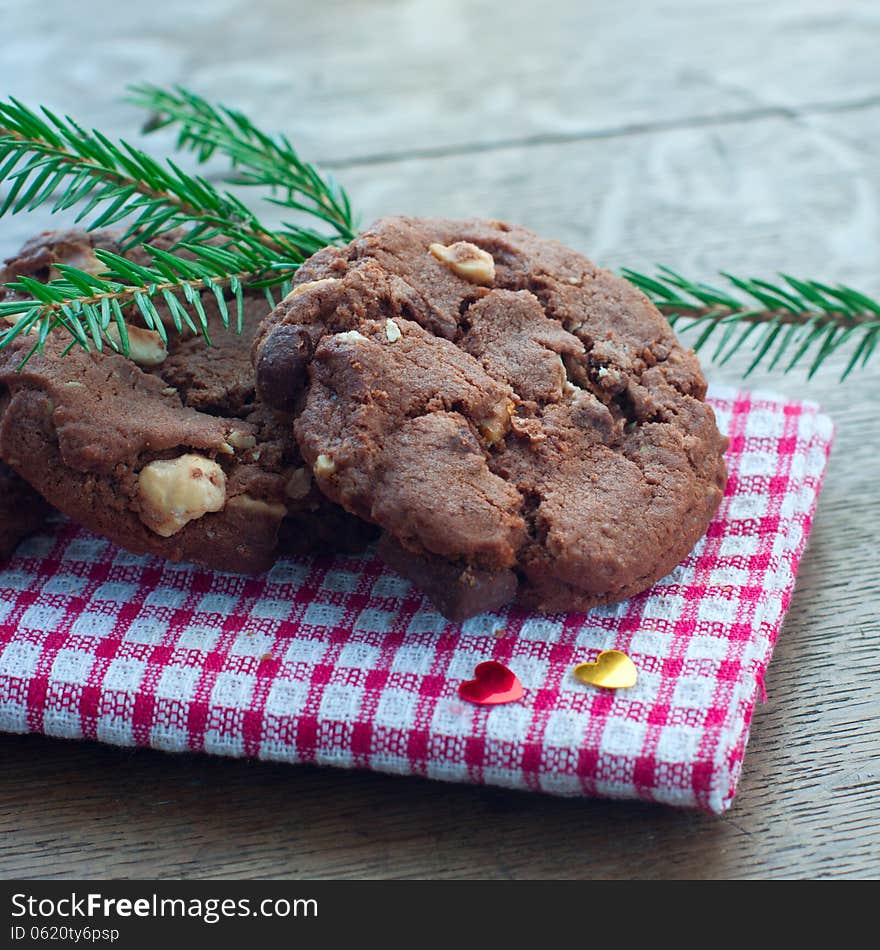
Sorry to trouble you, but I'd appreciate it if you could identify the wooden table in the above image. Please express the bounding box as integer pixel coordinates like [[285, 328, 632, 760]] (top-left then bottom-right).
[[1, 0, 878, 879]]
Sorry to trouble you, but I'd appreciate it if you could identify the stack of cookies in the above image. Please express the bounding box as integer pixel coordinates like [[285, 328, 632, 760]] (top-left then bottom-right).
[[0, 217, 728, 621]]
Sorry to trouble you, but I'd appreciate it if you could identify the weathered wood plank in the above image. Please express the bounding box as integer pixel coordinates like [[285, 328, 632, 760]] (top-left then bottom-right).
[[4, 0, 880, 166]]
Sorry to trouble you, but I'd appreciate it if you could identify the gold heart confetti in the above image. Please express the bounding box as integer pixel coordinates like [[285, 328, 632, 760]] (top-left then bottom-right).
[[573, 650, 638, 689]]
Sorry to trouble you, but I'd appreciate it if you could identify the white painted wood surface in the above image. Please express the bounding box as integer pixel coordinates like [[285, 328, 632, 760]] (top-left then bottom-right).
[[0, 0, 877, 879]]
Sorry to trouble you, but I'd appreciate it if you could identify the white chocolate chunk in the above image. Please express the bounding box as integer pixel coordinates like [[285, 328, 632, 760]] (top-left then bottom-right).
[[385, 319, 402, 343], [137, 454, 226, 537], [429, 241, 496, 286]]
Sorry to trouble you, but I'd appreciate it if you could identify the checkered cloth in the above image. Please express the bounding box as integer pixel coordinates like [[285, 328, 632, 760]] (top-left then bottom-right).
[[0, 386, 833, 813]]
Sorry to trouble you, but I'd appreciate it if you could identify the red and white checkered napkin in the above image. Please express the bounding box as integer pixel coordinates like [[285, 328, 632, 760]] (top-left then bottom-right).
[[0, 386, 833, 813]]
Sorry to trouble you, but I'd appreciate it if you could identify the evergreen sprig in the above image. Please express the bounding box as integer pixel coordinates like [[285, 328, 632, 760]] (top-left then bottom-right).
[[0, 88, 877, 379], [0, 240, 293, 362], [0, 98, 313, 256], [623, 266, 880, 380], [127, 84, 357, 242], [0, 93, 346, 359]]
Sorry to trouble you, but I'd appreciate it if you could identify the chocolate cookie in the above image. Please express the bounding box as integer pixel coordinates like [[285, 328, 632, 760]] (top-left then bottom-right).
[[0, 461, 51, 560], [0, 229, 374, 573], [254, 216, 728, 618]]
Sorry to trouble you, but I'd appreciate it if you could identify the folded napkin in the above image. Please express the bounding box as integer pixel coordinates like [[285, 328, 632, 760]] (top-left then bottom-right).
[[0, 386, 833, 813]]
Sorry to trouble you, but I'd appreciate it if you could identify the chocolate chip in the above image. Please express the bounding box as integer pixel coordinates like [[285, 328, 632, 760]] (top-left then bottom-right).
[[256, 324, 315, 411]]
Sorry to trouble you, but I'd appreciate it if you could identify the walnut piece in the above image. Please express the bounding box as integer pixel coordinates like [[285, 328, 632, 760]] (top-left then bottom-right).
[[334, 330, 369, 344], [314, 453, 336, 477], [226, 429, 257, 451], [282, 277, 340, 302], [478, 400, 515, 446], [49, 244, 102, 280], [429, 242, 496, 286], [1, 313, 37, 333], [106, 324, 168, 366], [137, 453, 226, 537]]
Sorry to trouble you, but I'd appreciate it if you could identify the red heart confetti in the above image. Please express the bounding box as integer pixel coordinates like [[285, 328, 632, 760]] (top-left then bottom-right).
[[458, 661, 524, 706]]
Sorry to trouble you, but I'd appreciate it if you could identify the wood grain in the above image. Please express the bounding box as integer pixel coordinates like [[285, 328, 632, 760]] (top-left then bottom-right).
[[1, 0, 878, 880]]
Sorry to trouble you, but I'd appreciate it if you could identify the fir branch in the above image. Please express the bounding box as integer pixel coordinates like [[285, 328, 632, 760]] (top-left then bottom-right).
[[2, 89, 877, 381], [622, 266, 880, 379], [0, 241, 298, 359], [0, 99, 267, 251], [0, 93, 353, 361], [128, 84, 357, 242], [0, 97, 339, 266]]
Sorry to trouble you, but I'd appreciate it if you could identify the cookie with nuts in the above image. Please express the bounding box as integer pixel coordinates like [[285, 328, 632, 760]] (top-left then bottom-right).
[[0, 229, 374, 573], [253, 215, 729, 619]]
